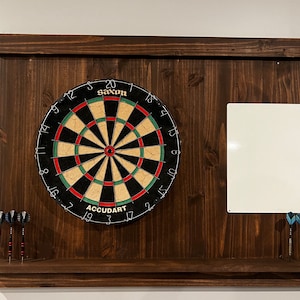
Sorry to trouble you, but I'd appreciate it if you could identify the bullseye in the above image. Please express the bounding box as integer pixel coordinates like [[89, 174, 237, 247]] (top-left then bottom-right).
[[104, 145, 115, 157]]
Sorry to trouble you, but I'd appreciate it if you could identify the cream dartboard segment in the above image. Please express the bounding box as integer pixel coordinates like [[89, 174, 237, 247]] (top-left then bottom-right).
[[35, 79, 181, 224]]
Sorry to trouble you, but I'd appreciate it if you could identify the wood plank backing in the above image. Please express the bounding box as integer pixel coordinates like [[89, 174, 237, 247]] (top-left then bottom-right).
[[1, 55, 298, 262]]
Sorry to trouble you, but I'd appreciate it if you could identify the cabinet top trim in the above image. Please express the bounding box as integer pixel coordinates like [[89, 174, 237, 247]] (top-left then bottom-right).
[[0, 34, 300, 58]]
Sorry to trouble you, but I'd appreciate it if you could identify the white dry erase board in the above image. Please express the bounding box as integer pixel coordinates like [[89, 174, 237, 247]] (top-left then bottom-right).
[[227, 103, 300, 213]]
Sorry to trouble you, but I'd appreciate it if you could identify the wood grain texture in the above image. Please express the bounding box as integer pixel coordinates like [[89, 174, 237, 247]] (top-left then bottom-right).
[[1, 35, 300, 286], [1, 34, 300, 57], [1, 259, 300, 287]]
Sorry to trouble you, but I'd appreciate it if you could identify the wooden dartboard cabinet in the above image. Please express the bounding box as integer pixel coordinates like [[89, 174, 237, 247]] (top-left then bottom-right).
[[1, 35, 300, 287]]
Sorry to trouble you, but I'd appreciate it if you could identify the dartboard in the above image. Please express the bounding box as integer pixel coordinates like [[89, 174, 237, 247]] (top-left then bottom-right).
[[35, 79, 181, 224]]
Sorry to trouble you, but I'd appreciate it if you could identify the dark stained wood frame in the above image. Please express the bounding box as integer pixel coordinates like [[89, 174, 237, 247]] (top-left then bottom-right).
[[1, 34, 300, 57], [1, 34, 300, 287]]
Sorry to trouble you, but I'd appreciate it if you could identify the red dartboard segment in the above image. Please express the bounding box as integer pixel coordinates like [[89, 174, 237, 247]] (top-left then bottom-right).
[[53, 157, 61, 174], [54, 124, 64, 140], [155, 161, 164, 178], [84, 173, 94, 181], [137, 158, 143, 168], [99, 201, 116, 207], [87, 120, 97, 128], [125, 122, 135, 131], [106, 117, 116, 122], [157, 130, 164, 145], [123, 174, 133, 182], [72, 102, 87, 112], [75, 135, 82, 144], [131, 189, 147, 201], [75, 155, 81, 165], [137, 137, 144, 147], [136, 104, 150, 116], [104, 96, 120, 101], [69, 187, 83, 199]]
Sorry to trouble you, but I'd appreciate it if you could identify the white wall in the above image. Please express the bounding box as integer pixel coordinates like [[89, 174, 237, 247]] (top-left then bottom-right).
[[2, 288, 300, 300], [0, 0, 300, 38], [1, 0, 300, 298]]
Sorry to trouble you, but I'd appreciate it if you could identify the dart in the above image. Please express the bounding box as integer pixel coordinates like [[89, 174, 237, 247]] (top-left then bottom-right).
[[286, 212, 296, 258], [5, 210, 18, 263], [17, 211, 30, 263], [295, 213, 300, 225], [0, 211, 4, 241]]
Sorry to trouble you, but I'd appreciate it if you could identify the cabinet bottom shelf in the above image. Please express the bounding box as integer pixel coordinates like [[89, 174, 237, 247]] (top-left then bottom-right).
[[1, 258, 300, 287]]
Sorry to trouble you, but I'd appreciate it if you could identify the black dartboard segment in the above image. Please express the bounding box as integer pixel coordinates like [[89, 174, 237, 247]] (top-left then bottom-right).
[[35, 79, 181, 224]]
